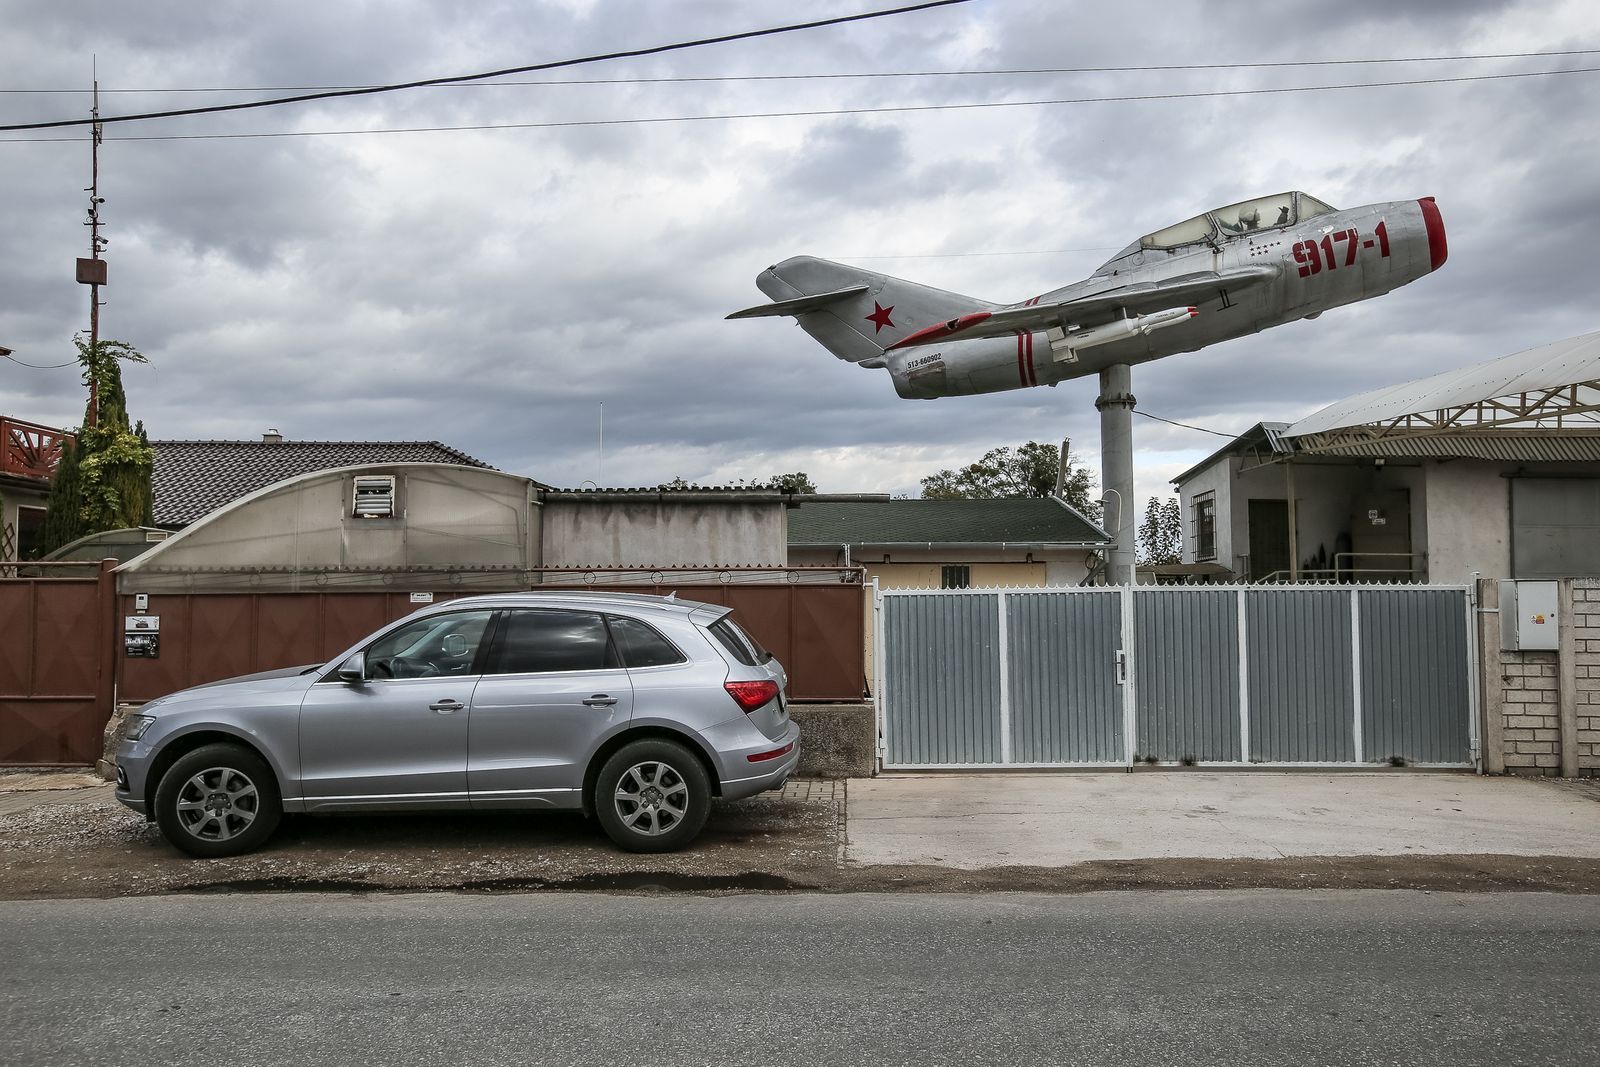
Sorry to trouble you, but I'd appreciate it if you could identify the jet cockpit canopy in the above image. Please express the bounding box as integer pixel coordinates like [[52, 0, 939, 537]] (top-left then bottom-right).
[[1138, 191, 1338, 251]]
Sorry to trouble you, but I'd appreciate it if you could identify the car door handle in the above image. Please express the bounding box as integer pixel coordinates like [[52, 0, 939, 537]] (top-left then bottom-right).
[[582, 695, 618, 708], [429, 699, 465, 714]]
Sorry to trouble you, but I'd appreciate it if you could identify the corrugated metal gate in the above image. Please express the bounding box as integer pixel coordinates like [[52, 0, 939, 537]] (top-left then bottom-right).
[[876, 584, 1477, 770]]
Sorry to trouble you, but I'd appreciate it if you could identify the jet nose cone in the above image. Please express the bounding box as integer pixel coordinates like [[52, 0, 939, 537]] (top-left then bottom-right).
[[1418, 197, 1447, 271]]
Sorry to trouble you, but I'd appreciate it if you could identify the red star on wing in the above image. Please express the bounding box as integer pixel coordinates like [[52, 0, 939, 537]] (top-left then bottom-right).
[[865, 301, 896, 333]]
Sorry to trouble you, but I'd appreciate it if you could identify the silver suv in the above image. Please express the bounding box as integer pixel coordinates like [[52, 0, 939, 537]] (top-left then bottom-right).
[[114, 592, 799, 857]]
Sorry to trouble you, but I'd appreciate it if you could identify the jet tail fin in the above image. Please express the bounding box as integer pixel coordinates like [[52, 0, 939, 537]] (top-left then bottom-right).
[[730, 256, 997, 364]]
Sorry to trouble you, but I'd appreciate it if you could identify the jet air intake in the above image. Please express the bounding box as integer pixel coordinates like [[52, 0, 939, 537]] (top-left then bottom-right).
[[1049, 306, 1198, 364]]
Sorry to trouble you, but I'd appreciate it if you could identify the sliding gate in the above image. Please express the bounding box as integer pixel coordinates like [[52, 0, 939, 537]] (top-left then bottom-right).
[[876, 584, 1477, 770]]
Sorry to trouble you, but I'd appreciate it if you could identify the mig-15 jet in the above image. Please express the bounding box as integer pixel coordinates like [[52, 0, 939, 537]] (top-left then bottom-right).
[[728, 191, 1447, 399]]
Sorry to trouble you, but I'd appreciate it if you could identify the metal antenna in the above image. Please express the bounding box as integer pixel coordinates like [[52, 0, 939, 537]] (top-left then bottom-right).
[[598, 401, 604, 485], [81, 59, 107, 426]]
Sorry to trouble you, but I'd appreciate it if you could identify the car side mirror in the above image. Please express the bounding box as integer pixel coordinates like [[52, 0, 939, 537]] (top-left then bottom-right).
[[336, 652, 367, 685]]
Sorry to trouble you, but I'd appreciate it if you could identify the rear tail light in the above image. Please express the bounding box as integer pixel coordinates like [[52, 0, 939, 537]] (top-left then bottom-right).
[[724, 679, 779, 714]]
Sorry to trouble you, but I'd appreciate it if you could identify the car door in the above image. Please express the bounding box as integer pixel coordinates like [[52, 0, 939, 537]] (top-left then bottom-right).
[[298, 609, 496, 810], [468, 607, 634, 810]]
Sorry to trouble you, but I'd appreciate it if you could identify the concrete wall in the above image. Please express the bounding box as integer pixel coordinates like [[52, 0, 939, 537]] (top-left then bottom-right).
[[788, 703, 876, 778], [542, 498, 785, 568], [1179, 459, 1233, 567], [1479, 577, 1600, 777]]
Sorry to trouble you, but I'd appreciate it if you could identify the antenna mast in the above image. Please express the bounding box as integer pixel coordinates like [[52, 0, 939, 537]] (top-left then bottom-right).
[[76, 63, 109, 427]]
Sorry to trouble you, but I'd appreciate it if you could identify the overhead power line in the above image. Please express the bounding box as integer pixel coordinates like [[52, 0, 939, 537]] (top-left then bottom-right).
[[1135, 410, 1240, 439], [0, 0, 973, 132], [3, 47, 1596, 94], [4, 64, 1594, 144], [1, 351, 78, 369]]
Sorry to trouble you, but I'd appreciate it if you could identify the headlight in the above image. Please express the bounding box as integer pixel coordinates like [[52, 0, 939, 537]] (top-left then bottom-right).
[[123, 715, 157, 742]]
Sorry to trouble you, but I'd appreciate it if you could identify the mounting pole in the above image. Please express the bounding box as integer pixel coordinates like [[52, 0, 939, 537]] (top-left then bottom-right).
[[1097, 363, 1137, 586], [80, 67, 107, 427]]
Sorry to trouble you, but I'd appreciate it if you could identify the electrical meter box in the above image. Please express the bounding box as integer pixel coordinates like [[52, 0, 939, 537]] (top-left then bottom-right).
[[1500, 580, 1559, 651]]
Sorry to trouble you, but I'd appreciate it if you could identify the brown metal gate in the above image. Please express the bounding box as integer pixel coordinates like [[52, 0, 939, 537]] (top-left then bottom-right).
[[117, 583, 865, 706], [0, 561, 117, 764]]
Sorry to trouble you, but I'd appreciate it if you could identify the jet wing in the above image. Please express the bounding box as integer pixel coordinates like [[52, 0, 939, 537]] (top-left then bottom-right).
[[885, 266, 1278, 350], [725, 284, 870, 319]]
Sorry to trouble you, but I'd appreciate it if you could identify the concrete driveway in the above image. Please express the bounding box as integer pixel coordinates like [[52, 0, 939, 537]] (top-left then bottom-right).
[[845, 772, 1600, 868]]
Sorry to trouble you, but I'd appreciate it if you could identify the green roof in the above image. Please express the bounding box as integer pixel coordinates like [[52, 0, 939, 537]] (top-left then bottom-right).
[[788, 498, 1107, 546]]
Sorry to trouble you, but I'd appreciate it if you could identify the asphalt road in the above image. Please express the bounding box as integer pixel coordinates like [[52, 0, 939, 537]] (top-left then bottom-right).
[[3, 890, 1598, 1066]]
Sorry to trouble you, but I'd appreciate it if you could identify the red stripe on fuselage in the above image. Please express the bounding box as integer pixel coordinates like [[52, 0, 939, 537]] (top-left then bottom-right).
[[1025, 330, 1037, 387], [1016, 332, 1027, 386]]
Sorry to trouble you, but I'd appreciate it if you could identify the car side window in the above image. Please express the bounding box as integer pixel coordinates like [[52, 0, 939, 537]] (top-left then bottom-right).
[[365, 610, 495, 680], [607, 615, 687, 668], [488, 609, 621, 675]]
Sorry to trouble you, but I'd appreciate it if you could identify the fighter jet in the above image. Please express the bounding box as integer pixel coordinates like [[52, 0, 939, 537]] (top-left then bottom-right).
[[728, 191, 1446, 399]]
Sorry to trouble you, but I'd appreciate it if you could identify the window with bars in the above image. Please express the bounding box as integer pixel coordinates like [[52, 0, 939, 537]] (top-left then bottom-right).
[[940, 564, 971, 589]]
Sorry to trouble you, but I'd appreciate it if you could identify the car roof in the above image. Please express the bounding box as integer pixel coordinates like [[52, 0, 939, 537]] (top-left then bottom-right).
[[425, 590, 726, 619]]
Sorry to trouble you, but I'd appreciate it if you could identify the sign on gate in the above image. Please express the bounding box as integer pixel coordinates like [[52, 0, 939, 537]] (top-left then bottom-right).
[[875, 583, 1478, 771]]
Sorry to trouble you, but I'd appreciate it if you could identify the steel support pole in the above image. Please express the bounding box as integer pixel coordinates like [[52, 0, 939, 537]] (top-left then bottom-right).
[[1097, 363, 1136, 586]]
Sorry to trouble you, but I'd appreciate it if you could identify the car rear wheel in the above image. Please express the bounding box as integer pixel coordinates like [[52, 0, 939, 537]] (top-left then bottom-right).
[[153, 743, 282, 858], [594, 739, 711, 853]]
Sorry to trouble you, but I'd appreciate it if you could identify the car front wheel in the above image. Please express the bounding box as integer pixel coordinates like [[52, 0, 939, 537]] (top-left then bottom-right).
[[594, 739, 711, 853], [153, 743, 282, 858]]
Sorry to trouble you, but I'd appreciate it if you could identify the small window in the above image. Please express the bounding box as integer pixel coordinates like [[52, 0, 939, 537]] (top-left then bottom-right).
[[608, 615, 686, 668], [1194, 494, 1217, 562], [708, 617, 764, 666], [352, 475, 396, 518], [1140, 212, 1215, 250], [489, 609, 619, 675], [940, 565, 972, 589]]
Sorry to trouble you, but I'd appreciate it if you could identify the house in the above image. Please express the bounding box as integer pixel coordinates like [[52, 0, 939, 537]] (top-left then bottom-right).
[[786, 494, 1110, 587], [1173, 331, 1600, 583], [0, 415, 73, 562]]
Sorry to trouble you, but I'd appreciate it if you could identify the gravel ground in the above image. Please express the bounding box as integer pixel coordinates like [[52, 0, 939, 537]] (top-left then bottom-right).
[[4, 778, 1600, 900]]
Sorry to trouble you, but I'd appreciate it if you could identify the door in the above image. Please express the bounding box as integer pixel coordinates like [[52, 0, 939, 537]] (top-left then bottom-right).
[[1247, 499, 1291, 581], [298, 609, 495, 808], [468, 608, 634, 809], [1351, 490, 1412, 579]]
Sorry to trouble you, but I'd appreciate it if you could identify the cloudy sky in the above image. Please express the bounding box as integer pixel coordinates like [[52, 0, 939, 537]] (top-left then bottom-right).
[[3, 0, 1597, 515]]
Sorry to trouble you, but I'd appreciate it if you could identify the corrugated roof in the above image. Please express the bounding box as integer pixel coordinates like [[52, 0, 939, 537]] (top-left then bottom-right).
[[1296, 431, 1600, 462], [788, 497, 1109, 546], [152, 439, 496, 526], [1287, 330, 1600, 437]]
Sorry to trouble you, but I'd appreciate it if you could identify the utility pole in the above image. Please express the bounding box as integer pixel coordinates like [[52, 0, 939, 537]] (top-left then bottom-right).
[[75, 67, 108, 427]]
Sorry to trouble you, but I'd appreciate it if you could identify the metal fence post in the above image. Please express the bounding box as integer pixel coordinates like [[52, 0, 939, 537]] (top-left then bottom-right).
[[997, 590, 1011, 764], [1350, 588, 1365, 764], [1121, 584, 1136, 769], [1237, 587, 1251, 764]]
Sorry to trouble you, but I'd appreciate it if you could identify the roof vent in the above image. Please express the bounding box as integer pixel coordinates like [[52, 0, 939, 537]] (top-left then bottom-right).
[[352, 475, 396, 518], [262, 428, 282, 443]]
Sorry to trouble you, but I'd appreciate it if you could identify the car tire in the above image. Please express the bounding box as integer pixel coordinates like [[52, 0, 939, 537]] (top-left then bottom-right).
[[594, 739, 711, 853], [153, 743, 282, 858]]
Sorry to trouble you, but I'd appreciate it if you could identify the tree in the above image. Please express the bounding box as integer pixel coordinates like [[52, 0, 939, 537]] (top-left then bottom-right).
[[751, 472, 817, 494], [658, 472, 819, 493], [921, 440, 1101, 519], [1137, 496, 1183, 566], [38, 335, 155, 555]]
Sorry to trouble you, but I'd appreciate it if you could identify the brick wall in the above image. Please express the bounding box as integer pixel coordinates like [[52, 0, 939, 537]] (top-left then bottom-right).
[[1497, 649, 1563, 774], [1576, 578, 1600, 774], [1484, 577, 1600, 778]]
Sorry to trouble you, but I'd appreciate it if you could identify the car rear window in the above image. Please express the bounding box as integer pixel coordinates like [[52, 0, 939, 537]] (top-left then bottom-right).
[[607, 615, 686, 668]]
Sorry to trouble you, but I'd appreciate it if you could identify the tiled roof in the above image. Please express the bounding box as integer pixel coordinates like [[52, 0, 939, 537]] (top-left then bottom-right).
[[787, 497, 1108, 546], [152, 439, 495, 526]]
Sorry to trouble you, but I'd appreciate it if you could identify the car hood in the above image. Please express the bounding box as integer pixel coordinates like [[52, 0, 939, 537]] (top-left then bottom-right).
[[160, 664, 322, 702]]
